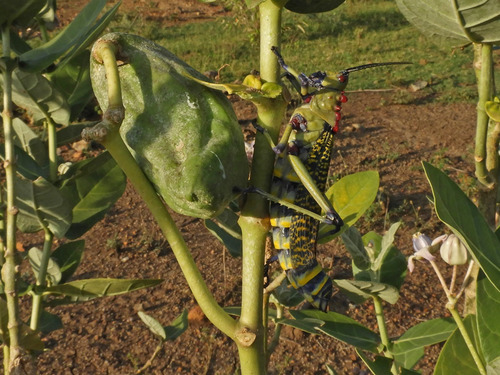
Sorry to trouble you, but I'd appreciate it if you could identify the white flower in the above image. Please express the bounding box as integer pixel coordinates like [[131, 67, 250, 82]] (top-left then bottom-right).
[[408, 232, 443, 272]]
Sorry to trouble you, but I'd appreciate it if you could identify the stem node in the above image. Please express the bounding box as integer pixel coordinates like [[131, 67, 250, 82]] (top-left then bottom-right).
[[235, 326, 257, 347]]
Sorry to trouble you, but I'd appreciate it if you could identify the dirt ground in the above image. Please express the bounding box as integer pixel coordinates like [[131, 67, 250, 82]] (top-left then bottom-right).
[[23, 0, 479, 374]]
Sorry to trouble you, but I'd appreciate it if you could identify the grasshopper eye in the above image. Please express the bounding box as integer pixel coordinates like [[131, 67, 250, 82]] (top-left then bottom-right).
[[337, 72, 348, 83]]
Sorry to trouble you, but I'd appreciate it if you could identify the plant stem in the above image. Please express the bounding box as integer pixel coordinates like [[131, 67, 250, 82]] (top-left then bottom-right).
[[85, 39, 237, 341], [447, 305, 486, 375], [473, 43, 494, 189], [373, 296, 392, 358], [467, 43, 495, 315], [30, 229, 53, 330], [1, 25, 22, 373], [46, 116, 58, 182], [236, 1, 287, 373], [373, 296, 396, 374], [266, 302, 284, 363]]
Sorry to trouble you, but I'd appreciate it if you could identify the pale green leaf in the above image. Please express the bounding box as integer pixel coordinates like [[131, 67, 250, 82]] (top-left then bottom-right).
[[138, 311, 167, 340], [60, 152, 126, 239], [45, 278, 163, 299], [0, 144, 47, 180], [28, 247, 62, 285], [392, 318, 456, 369], [9, 68, 70, 126], [320, 170, 379, 243], [334, 279, 400, 304], [341, 226, 370, 270], [16, 176, 72, 237], [51, 240, 85, 283], [12, 118, 48, 167], [290, 310, 380, 352], [396, 0, 500, 44], [373, 222, 401, 271]]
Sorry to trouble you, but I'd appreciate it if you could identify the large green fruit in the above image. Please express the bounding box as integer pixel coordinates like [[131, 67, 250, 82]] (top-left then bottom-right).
[[91, 33, 248, 218]]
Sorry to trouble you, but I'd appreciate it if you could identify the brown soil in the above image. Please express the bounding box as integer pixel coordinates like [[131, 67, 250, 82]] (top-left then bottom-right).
[[27, 1, 477, 374]]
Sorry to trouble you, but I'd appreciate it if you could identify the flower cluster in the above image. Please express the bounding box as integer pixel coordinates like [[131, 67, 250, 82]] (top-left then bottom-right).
[[408, 233, 469, 272]]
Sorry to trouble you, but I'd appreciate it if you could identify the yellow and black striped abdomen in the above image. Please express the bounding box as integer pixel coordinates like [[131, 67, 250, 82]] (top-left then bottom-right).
[[270, 128, 335, 311]]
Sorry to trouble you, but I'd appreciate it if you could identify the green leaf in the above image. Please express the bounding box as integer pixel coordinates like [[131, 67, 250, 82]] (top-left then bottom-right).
[[360, 230, 408, 290], [204, 207, 242, 257], [320, 170, 379, 243], [271, 276, 304, 308], [44, 278, 163, 300], [434, 315, 483, 375], [9, 68, 70, 126], [395, 0, 500, 44], [51, 240, 85, 283], [12, 118, 48, 168], [333, 279, 400, 304], [276, 316, 323, 335], [138, 311, 167, 340], [16, 176, 72, 237], [17, 0, 112, 72], [392, 318, 456, 369], [182, 70, 282, 102], [290, 310, 380, 352], [373, 222, 401, 271], [356, 351, 393, 375], [477, 272, 500, 368], [164, 309, 189, 341], [341, 226, 370, 270], [423, 162, 500, 292], [0, 144, 47, 180], [60, 152, 126, 239], [285, 0, 346, 14], [48, 51, 93, 121], [38, 309, 63, 334], [485, 99, 500, 122], [0, 298, 44, 350], [55, 2, 121, 71], [28, 247, 62, 285], [0, 0, 45, 27]]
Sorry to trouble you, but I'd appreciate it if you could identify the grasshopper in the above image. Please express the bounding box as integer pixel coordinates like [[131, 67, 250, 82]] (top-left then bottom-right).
[[253, 47, 408, 311]]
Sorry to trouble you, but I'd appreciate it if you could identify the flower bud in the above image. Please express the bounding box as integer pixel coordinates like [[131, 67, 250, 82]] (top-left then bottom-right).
[[408, 232, 436, 272], [440, 234, 469, 265], [412, 232, 431, 252]]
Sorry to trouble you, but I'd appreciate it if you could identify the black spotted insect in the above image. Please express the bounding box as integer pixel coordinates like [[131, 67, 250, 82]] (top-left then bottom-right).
[[253, 47, 409, 311]]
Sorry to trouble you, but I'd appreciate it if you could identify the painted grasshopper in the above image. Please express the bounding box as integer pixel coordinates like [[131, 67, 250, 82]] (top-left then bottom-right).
[[253, 47, 408, 311]]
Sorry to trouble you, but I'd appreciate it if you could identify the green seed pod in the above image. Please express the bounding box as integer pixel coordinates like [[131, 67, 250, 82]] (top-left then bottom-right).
[[91, 33, 249, 218]]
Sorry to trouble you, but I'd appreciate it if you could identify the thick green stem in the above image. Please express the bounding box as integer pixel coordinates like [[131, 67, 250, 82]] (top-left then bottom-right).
[[1, 25, 22, 373], [448, 304, 486, 375], [30, 229, 53, 330], [466, 43, 495, 315], [474, 43, 494, 191], [236, 1, 287, 373]]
